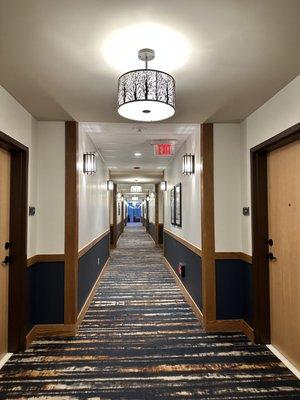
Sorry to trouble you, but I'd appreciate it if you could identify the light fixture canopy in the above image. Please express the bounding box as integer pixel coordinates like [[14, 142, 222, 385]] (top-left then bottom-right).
[[83, 152, 96, 174], [182, 153, 195, 175], [107, 180, 114, 191], [160, 181, 167, 191], [117, 48, 175, 122]]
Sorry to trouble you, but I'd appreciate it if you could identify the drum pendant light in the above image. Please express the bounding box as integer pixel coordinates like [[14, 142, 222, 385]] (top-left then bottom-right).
[[117, 49, 175, 122]]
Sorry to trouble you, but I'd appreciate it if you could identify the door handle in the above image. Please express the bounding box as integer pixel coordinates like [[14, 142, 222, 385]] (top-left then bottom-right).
[[1, 256, 12, 265], [268, 252, 277, 261]]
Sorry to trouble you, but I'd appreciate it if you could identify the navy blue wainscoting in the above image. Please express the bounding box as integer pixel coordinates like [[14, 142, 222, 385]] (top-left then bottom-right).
[[158, 224, 164, 245], [215, 259, 253, 326], [148, 222, 157, 243], [27, 262, 64, 328], [164, 231, 202, 311], [78, 233, 110, 313]]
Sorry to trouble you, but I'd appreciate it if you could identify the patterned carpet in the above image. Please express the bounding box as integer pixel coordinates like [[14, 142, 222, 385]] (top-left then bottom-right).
[[0, 225, 299, 399]]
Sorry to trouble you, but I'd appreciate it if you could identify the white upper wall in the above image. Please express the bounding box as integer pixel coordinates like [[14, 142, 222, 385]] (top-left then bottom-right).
[[149, 196, 155, 223], [164, 127, 201, 248], [0, 86, 38, 257], [214, 123, 242, 252], [241, 75, 300, 255], [79, 127, 109, 250], [36, 121, 65, 254]]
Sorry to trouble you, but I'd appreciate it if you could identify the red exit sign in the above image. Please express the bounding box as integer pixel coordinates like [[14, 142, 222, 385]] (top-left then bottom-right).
[[154, 143, 174, 156]]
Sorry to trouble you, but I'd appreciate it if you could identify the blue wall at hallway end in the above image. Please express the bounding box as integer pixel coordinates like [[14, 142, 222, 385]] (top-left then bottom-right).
[[78, 233, 110, 313], [164, 232, 202, 311], [216, 259, 253, 325]]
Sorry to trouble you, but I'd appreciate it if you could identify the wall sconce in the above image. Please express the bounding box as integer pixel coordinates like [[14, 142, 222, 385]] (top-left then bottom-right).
[[83, 152, 96, 174], [160, 181, 167, 191], [182, 153, 195, 175], [150, 192, 155, 199], [107, 180, 114, 191], [117, 192, 122, 199], [146, 195, 150, 202], [121, 195, 124, 202]]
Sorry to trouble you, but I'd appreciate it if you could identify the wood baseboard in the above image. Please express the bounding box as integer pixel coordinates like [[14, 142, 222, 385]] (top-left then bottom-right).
[[205, 318, 254, 341], [77, 257, 110, 326], [26, 324, 76, 349], [205, 318, 243, 332], [164, 257, 203, 324], [241, 319, 254, 341], [26, 257, 110, 350], [164, 258, 254, 342]]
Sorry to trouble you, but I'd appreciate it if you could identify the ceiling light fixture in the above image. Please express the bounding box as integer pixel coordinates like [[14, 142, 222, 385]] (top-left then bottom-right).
[[134, 152, 142, 157], [107, 180, 114, 191], [131, 185, 142, 193], [117, 48, 175, 122], [160, 181, 167, 191], [182, 153, 195, 175]]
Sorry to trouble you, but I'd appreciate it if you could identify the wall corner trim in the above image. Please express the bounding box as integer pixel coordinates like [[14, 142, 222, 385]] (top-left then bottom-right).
[[201, 123, 216, 323], [65, 121, 79, 325]]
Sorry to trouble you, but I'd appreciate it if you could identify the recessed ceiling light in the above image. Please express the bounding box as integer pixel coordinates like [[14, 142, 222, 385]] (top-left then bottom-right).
[[134, 152, 142, 157]]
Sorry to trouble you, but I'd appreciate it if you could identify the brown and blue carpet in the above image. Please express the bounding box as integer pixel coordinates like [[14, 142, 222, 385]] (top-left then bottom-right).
[[0, 225, 299, 399]]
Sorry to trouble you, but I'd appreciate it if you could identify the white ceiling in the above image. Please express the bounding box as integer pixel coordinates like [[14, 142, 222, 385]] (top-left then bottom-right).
[[0, 0, 299, 123], [83, 122, 198, 181]]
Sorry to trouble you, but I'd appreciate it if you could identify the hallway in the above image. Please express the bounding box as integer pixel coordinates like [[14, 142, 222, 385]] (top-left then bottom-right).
[[0, 226, 299, 399]]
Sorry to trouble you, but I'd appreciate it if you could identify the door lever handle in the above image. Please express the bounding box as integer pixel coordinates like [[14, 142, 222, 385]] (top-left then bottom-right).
[[1, 256, 12, 265], [268, 252, 277, 261]]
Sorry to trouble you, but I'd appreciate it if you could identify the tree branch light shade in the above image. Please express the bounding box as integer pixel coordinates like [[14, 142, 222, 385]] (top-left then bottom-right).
[[83, 152, 96, 174], [117, 49, 175, 122], [182, 153, 195, 175]]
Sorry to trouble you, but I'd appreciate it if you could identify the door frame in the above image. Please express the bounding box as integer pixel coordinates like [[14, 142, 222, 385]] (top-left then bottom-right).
[[0, 130, 28, 352], [251, 122, 300, 343]]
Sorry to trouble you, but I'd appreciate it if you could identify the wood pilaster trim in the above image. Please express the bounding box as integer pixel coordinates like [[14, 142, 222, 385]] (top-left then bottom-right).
[[113, 183, 117, 246], [215, 252, 252, 263], [164, 258, 203, 324], [155, 183, 159, 244], [65, 121, 79, 324], [77, 257, 110, 326], [27, 254, 65, 267], [164, 228, 202, 257], [201, 123, 216, 324], [78, 230, 110, 259]]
